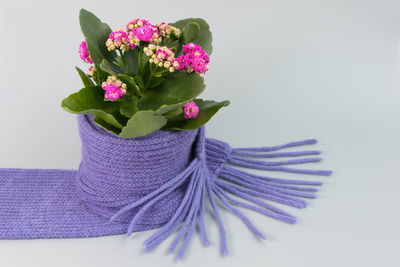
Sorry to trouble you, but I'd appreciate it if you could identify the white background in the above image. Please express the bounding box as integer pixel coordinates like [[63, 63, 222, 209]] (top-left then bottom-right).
[[0, 0, 399, 266]]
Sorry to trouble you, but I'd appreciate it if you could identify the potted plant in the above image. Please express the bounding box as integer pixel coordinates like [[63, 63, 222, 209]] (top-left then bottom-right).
[[62, 9, 229, 138]]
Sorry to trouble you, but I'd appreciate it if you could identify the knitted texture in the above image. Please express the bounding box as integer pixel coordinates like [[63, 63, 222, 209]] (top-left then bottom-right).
[[0, 115, 332, 259], [0, 115, 197, 239]]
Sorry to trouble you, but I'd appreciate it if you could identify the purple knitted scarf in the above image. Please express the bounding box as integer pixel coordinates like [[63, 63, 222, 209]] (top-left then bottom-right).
[[0, 115, 331, 259]]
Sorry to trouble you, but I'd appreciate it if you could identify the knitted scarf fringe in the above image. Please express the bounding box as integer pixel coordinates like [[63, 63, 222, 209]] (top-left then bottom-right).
[[110, 129, 332, 260]]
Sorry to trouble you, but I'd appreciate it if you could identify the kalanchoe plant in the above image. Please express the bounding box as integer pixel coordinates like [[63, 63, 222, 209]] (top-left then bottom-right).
[[61, 9, 229, 138]]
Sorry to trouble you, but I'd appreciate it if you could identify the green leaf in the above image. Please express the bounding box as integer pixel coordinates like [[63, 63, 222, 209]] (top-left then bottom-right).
[[138, 72, 205, 112], [61, 86, 123, 130], [117, 74, 141, 96], [163, 39, 180, 54], [99, 59, 116, 74], [134, 76, 145, 89], [93, 115, 122, 135], [79, 9, 122, 72], [119, 110, 167, 138], [123, 49, 139, 75], [120, 95, 138, 118], [164, 106, 183, 118], [75, 66, 94, 87], [182, 22, 200, 43], [148, 77, 166, 89], [170, 18, 213, 55], [155, 100, 190, 115], [164, 99, 230, 130]]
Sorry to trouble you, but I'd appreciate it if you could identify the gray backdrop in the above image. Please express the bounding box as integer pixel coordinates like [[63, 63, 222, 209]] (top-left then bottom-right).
[[0, 0, 399, 266]]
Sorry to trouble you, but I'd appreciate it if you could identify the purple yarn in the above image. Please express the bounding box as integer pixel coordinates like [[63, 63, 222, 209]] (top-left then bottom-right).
[[221, 166, 324, 186], [0, 114, 332, 259], [144, 170, 198, 252], [0, 115, 198, 239], [234, 139, 318, 152], [231, 149, 322, 158], [211, 184, 267, 240]]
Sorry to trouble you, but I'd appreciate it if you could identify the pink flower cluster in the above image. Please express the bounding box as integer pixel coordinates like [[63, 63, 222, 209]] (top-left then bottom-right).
[[79, 41, 96, 78], [156, 22, 181, 40], [133, 26, 153, 42], [105, 19, 165, 52], [101, 76, 127, 101], [106, 29, 132, 51], [126, 18, 152, 31], [182, 101, 199, 119], [144, 44, 180, 72], [79, 41, 93, 64], [176, 43, 209, 74], [126, 19, 161, 46]]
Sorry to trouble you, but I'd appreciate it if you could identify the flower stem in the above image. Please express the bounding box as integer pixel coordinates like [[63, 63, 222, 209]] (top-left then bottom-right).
[[117, 49, 130, 74], [138, 47, 143, 74], [144, 65, 158, 89], [153, 69, 169, 75], [120, 52, 127, 67]]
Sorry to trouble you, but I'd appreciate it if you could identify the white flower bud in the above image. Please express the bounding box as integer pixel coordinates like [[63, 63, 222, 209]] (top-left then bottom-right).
[[173, 61, 180, 68]]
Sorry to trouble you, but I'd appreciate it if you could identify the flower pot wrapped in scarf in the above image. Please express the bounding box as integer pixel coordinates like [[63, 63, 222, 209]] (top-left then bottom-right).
[[0, 9, 332, 260], [0, 114, 331, 258]]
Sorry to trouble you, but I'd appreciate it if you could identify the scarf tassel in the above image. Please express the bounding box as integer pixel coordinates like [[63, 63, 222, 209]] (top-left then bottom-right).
[[110, 133, 332, 260]]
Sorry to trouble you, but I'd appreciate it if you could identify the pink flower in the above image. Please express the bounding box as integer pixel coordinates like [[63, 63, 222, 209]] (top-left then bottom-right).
[[109, 30, 128, 41], [203, 53, 210, 63], [191, 57, 208, 74], [101, 76, 127, 101], [126, 19, 140, 30], [182, 101, 199, 119], [126, 18, 151, 31], [156, 48, 170, 60], [176, 54, 190, 70], [133, 26, 153, 42], [103, 84, 125, 101], [182, 42, 203, 55], [126, 19, 161, 45], [178, 42, 210, 74], [172, 58, 180, 69], [79, 41, 93, 64], [106, 29, 131, 51], [146, 45, 177, 72], [156, 22, 181, 39], [157, 22, 169, 36]]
